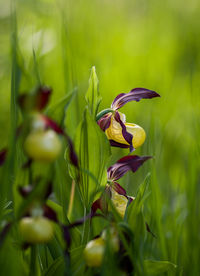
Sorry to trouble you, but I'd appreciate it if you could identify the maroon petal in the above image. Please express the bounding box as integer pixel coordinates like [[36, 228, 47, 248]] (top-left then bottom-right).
[[40, 115, 79, 167], [61, 225, 71, 248], [0, 223, 12, 247], [114, 112, 134, 152], [35, 86, 52, 111], [65, 135, 79, 168], [41, 115, 64, 134], [91, 198, 102, 214], [0, 148, 7, 166], [107, 155, 152, 181], [91, 186, 112, 215], [109, 140, 129, 148], [112, 182, 127, 196], [18, 86, 52, 112], [97, 113, 112, 131], [43, 205, 58, 222], [111, 88, 160, 110]]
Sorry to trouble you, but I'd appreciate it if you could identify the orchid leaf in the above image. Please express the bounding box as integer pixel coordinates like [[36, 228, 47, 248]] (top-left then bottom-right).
[[74, 109, 111, 209], [46, 89, 76, 126], [85, 66, 102, 118], [144, 260, 177, 275], [43, 256, 65, 276]]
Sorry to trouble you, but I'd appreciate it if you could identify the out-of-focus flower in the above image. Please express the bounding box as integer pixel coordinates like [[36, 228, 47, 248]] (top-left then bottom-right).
[[92, 155, 151, 218], [84, 237, 105, 267], [24, 129, 62, 162], [19, 216, 54, 244], [84, 226, 119, 267], [18, 86, 78, 167], [97, 88, 160, 152]]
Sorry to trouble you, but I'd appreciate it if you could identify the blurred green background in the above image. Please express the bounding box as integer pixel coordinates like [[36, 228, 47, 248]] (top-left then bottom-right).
[[0, 0, 200, 275]]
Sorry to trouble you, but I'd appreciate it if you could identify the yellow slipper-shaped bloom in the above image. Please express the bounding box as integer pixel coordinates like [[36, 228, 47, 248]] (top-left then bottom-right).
[[105, 113, 146, 149]]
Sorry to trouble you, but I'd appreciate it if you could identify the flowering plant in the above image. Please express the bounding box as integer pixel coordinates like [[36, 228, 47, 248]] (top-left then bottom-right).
[[97, 88, 160, 151], [0, 67, 176, 276]]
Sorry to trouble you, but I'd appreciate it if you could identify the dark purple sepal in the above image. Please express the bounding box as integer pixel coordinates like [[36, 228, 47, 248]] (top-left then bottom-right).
[[112, 182, 127, 196], [0, 148, 7, 166], [18, 86, 52, 112], [97, 113, 112, 131], [0, 223, 12, 247], [35, 86, 52, 111], [114, 112, 134, 152], [127, 196, 134, 203], [43, 205, 58, 222], [61, 225, 71, 248], [65, 135, 79, 168], [91, 186, 111, 215], [111, 88, 160, 110], [41, 115, 64, 134], [91, 198, 102, 214], [107, 155, 152, 181], [109, 140, 129, 148]]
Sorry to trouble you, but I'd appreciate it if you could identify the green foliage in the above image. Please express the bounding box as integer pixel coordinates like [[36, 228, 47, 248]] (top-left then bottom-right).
[[144, 260, 177, 275], [0, 0, 199, 275], [74, 109, 111, 209], [85, 66, 102, 118]]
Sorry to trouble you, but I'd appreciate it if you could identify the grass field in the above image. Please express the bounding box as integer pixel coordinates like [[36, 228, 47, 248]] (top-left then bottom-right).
[[0, 0, 200, 275]]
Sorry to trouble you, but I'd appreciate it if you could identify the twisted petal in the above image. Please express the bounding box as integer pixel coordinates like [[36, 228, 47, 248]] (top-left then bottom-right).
[[109, 140, 129, 149], [114, 111, 134, 152], [97, 113, 112, 131], [107, 155, 152, 181], [105, 112, 146, 151], [111, 88, 160, 110]]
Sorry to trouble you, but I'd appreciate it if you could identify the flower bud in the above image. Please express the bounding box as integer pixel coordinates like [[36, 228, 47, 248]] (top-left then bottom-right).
[[24, 129, 62, 162], [19, 217, 54, 244]]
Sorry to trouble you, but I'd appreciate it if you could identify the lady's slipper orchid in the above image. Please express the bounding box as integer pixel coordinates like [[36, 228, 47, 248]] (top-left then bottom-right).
[[97, 88, 160, 151], [92, 155, 151, 218], [18, 86, 78, 167]]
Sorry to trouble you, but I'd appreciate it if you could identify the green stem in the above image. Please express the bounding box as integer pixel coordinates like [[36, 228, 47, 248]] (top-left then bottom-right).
[[29, 245, 39, 276], [96, 108, 113, 121]]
